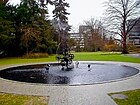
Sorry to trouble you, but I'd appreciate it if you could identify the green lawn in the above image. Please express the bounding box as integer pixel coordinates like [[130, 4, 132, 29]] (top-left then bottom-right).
[[0, 55, 56, 66], [73, 52, 140, 63], [0, 92, 49, 105], [109, 89, 140, 105], [1, 52, 139, 67]]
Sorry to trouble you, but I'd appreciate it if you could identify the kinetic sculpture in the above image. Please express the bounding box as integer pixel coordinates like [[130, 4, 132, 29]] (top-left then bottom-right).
[[56, 20, 74, 70]]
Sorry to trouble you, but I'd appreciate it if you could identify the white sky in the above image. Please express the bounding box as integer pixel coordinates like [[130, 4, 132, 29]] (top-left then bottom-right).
[[9, 0, 107, 31]]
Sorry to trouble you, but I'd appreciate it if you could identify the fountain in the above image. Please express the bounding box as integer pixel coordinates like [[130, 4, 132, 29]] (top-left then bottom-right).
[[0, 2, 139, 85], [55, 19, 74, 71], [0, 62, 139, 85], [0, 22, 139, 85]]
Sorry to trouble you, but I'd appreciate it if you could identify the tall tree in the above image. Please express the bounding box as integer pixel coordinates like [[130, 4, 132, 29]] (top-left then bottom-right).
[[105, 0, 140, 54], [53, 0, 70, 23], [19, 0, 57, 54], [52, 0, 70, 35], [0, 0, 61, 56], [52, 0, 70, 54], [0, 1, 16, 56], [84, 18, 105, 51]]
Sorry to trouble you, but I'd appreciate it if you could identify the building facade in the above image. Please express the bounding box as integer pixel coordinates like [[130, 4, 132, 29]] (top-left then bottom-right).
[[128, 19, 140, 48], [69, 25, 105, 51], [69, 33, 84, 50]]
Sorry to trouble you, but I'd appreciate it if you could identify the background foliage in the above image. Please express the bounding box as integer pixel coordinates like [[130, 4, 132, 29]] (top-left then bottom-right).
[[0, 0, 58, 57]]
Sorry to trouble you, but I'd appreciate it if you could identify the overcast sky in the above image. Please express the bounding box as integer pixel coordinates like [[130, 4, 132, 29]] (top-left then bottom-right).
[[67, 0, 107, 28], [9, 0, 107, 31]]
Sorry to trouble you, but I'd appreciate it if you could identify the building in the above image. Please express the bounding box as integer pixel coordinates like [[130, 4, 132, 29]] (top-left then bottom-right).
[[128, 19, 140, 48], [69, 25, 105, 51], [69, 33, 84, 49], [69, 25, 92, 50], [79, 25, 92, 35]]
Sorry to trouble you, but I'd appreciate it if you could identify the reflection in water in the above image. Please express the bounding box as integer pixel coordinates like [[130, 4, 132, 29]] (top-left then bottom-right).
[[0, 63, 139, 85]]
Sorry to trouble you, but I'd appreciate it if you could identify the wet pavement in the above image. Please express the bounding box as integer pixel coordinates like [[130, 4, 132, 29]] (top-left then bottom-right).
[[0, 61, 140, 105]]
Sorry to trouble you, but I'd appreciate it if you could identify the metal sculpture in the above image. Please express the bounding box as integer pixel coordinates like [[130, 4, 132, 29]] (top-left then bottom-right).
[[56, 20, 74, 70]]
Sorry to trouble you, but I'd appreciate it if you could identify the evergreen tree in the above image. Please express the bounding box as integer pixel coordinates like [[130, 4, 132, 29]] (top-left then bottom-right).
[[0, 1, 16, 56], [50, 0, 71, 57], [53, 0, 70, 23], [0, 0, 60, 56], [19, 0, 57, 54], [52, 0, 70, 45]]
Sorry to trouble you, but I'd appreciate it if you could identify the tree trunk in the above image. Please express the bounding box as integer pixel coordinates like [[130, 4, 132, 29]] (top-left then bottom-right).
[[122, 36, 128, 54], [122, 16, 129, 54]]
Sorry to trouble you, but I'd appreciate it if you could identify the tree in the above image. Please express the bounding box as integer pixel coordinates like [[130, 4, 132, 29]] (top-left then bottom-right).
[[84, 18, 105, 51], [53, 0, 70, 23], [19, 0, 57, 54], [0, 17, 15, 56], [20, 25, 40, 54], [0, 1, 16, 56], [52, 0, 70, 54], [52, 0, 70, 38], [0, 0, 64, 56], [68, 38, 76, 50], [105, 0, 140, 54], [0, 0, 58, 56], [32, 18, 57, 54]]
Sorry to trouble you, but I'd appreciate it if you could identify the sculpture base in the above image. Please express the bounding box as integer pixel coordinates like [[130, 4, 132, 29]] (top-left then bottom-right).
[[61, 62, 74, 71]]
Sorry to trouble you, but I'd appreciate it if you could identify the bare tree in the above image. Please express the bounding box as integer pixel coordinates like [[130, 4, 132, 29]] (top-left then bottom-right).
[[105, 0, 140, 54], [84, 18, 105, 51]]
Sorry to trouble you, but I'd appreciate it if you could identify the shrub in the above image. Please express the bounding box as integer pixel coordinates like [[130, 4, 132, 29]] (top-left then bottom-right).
[[127, 43, 140, 53], [22, 53, 49, 58]]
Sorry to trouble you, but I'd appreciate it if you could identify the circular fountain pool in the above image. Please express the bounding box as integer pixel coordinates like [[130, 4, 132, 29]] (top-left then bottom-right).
[[0, 62, 139, 85]]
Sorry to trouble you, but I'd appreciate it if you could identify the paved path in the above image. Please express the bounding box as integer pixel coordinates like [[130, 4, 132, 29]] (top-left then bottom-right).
[[125, 54, 140, 58], [0, 61, 140, 105]]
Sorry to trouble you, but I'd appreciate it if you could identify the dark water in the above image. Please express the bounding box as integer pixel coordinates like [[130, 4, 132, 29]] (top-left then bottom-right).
[[0, 63, 139, 85]]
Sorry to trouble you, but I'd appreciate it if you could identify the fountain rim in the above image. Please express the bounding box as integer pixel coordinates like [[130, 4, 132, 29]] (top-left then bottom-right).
[[0, 61, 140, 86]]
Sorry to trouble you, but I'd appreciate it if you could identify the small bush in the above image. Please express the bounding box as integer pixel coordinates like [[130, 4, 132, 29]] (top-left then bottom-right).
[[22, 53, 49, 58], [127, 43, 138, 52]]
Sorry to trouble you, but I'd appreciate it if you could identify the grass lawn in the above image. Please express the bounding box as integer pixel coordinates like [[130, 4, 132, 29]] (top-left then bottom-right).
[[0, 55, 56, 67], [0, 92, 49, 105], [73, 52, 140, 63], [109, 89, 140, 105], [0, 52, 140, 67]]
